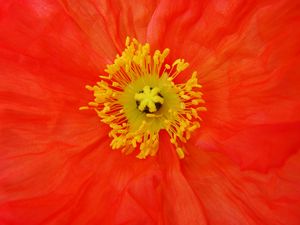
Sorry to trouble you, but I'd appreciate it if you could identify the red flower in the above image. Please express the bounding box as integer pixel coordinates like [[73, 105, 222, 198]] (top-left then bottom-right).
[[1, 0, 300, 225]]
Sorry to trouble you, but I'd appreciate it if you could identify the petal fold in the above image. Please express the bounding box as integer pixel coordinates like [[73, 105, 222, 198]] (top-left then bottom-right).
[[182, 144, 300, 225]]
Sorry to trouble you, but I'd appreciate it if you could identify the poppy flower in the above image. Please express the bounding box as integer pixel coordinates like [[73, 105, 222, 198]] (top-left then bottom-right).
[[1, 0, 300, 224]]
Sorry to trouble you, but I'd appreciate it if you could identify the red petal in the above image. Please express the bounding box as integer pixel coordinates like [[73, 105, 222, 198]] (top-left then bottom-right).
[[0, 0, 107, 75], [196, 1, 300, 171], [182, 144, 300, 225], [59, 0, 160, 59], [147, 0, 300, 170], [0, 57, 162, 223], [0, 1, 164, 223], [1, 1, 300, 224], [0, 139, 162, 224], [157, 132, 208, 225]]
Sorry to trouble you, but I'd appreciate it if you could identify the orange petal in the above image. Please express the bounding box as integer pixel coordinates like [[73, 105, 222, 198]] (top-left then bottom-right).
[[59, 0, 160, 59], [188, 0, 300, 171], [157, 131, 208, 225], [182, 143, 300, 225]]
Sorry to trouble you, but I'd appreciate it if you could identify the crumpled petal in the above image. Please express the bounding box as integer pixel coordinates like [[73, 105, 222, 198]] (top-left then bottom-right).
[[0, 138, 162, 225], [147, 0, 300, 171], [59, 0, 160, 59], [1, 0, 300, 224], [181, 143, 300, 225], [195, 0, 300, 171], [0, 51, 162, 223], [157, 132, 208, 225]]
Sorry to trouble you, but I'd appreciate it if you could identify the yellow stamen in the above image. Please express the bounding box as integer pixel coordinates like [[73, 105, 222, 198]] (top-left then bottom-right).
[[81, 37, 206, 159]]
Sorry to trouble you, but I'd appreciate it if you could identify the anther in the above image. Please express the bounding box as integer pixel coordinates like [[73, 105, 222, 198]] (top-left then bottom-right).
[[81, 37, 205, 159]]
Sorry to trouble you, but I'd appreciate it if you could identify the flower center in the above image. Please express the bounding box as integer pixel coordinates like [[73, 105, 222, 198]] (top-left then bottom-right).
[[80, 37, 206, 159], [135, 86, 164, 113]]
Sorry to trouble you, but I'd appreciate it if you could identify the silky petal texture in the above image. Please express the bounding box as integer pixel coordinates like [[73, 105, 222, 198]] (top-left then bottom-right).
[[182, 143, 300, 225], [157, 132, 208, 225], [0, 0, 107, 158], [0, 1, 162, 224], [146, 0, 300, 171], [59, 0, 160, 59], [0, 0, 300, 225]]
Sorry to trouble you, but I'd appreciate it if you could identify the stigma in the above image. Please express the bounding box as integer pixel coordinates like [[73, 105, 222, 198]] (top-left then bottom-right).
[[80, 37, 206, 159], [135, 86, 164, 113]]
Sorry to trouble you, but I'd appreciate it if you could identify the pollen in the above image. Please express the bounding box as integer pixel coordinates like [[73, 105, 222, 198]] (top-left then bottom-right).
[[81, 37, 206, 159]]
